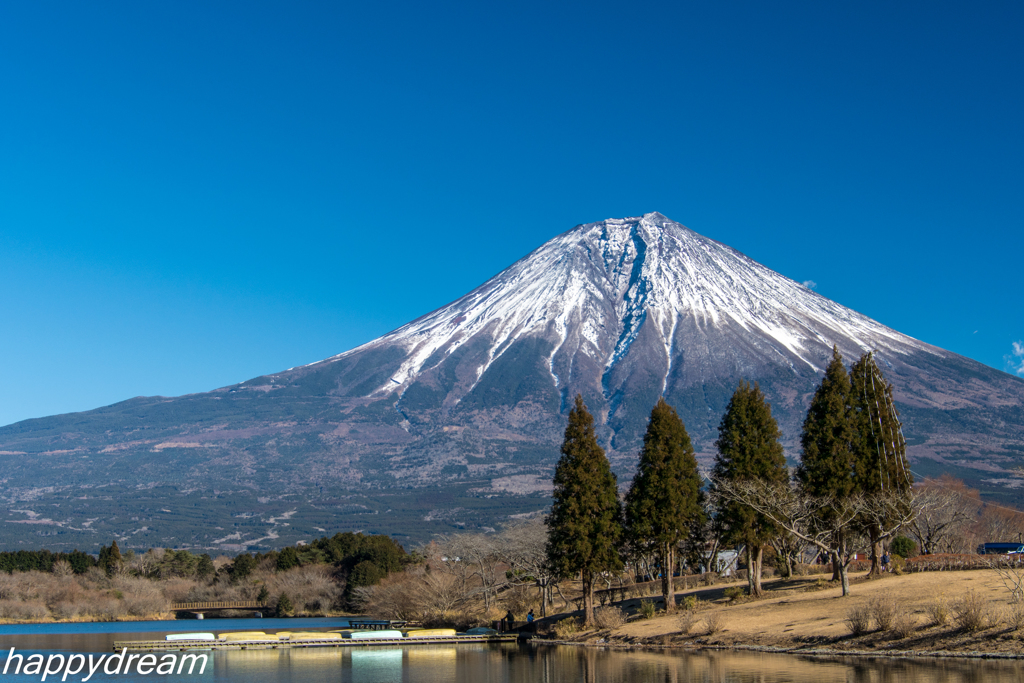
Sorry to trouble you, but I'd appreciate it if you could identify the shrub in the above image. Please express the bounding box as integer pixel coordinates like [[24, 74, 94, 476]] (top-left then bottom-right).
[[793, 563, 825, 576], [723, 587, 744, 602], [890, 612, 916, 638], [681, 595, 700, 611], [91, 598, 127, 621], [953, 590, 990, 632], [890, 536, 917, 559], [501, 585, 535, 617], [677, 611, 697, 635], [49, 602, 81, 620], [1006, 603, 1024, 631], [870, 592, 897, 631], [927, 597, 949, 626], [0, 599, 49, 620], [276, 593, 293, 617], [703, 611, 723, 635], [594, 606, 626, 629], [846, 604, 872, 636], [552, 617, 582, 638], [639, 599, 657, 619], [804, 578, 831, 592]]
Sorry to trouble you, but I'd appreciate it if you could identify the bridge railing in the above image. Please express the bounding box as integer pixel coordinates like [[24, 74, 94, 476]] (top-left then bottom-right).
[[171, 601, 269, 610]]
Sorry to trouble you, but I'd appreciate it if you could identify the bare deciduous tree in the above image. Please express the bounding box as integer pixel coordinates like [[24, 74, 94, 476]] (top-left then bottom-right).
[[975, 505, 1024, 547], [908, 477, 981, 554], [988, 557, 1024, 602], [430, 533, 505, 610], [714, 478, 918, 595], [494, 518, 556, 616]]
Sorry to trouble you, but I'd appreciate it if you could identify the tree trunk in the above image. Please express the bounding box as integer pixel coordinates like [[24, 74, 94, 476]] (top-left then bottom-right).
[[708, 540, 720, 576], [868, 540, 884, 577], [662, 543, 675, 614], [785, 550, 794, 579], [582, 571, 596, 626], [868, 527, 882, 577], [830, 550, 841, 582], [839, 561, 850, 596], [745, 546, 755, 595], [750, 545, 764, 597]]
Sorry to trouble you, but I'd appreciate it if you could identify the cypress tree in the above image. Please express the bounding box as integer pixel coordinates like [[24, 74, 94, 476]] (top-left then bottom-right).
[[713, 381, 788, 597], [625, 398, 703, 613], [849, 352, 913, 574], [99, 540, 123, 575], [546, 394, 623, 626], [797, 346, 855, 500], [796, 346, 856, 593]]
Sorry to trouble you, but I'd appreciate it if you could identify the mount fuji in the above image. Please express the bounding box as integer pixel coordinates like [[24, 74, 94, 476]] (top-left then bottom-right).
[[1, 213, 1022, 550]]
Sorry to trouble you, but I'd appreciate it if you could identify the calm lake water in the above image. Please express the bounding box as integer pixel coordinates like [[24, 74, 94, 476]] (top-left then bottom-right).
[[0, 618, 1020, 682]]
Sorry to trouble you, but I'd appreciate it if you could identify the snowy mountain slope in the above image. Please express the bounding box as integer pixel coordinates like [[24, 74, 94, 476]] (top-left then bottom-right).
[[0, 212, 1022, 551], [325, 212, 932, 392], [284, 212, 959, 450]]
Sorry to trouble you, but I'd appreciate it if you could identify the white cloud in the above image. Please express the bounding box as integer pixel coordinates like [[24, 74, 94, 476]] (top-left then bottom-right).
[[1007, 341, 1024, 377], [802, 280, 817, 290]]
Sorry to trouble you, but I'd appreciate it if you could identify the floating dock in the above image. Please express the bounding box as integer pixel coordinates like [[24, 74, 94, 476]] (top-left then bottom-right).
[[113, 634, 518, 652]]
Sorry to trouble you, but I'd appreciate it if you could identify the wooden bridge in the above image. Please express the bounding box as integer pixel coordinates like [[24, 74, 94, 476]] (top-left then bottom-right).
[[170, 601, 270, 613]]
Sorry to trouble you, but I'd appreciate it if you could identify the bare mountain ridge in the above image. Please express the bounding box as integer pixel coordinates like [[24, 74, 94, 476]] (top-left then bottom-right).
[[1, 213, 1022, 550]]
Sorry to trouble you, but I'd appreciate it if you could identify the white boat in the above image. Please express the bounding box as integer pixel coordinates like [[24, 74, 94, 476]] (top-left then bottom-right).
[[165, 633, 215, 641], [346, 629, 404, 639]]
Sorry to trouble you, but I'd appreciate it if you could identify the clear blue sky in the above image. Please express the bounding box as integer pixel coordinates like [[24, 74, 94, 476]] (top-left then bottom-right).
[[1, 2, 1021, 427]]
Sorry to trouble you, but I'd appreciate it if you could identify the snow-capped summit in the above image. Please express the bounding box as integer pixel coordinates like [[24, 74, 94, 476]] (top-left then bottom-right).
[[301, 213, 941, 452]]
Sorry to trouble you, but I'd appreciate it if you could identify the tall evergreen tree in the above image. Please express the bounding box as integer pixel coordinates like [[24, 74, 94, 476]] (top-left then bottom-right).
[[546, 395, 623, 626], [712, 381, 788, 597], [849, 351, 913, 574], [797, 347, 855, 500], [98, 540, 123, 576], [624, 398, 703, 613], [796, 346, 856, 591]]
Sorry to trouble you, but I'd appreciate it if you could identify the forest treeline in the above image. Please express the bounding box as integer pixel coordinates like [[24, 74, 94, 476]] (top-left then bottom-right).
[[0, 531, 413, 622]]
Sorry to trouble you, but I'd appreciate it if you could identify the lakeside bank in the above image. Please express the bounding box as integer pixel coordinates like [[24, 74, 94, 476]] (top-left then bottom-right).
[[539, 569, 1024, 658]]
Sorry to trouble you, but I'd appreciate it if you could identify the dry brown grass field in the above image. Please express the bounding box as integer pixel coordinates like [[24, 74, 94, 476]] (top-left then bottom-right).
[[546, 569, 1024, 656]]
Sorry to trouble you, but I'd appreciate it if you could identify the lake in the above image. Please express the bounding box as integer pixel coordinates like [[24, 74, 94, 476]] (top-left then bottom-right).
[[0, 618, 1019, 682]]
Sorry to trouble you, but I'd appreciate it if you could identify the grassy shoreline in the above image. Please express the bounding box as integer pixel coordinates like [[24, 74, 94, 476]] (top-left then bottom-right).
[[539, 569, 1024, 658]]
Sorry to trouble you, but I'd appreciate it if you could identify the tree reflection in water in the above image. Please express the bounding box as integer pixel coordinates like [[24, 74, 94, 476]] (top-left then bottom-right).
[[476, 646, 1023, 683]]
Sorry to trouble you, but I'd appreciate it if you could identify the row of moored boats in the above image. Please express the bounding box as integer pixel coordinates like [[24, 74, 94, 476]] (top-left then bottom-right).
[[165, 627, 497, 642]]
